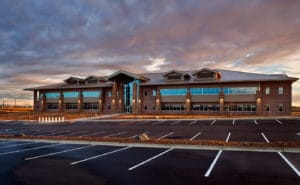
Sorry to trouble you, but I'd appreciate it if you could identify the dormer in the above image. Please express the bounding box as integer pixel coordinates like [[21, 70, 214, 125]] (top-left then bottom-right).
[[64, 77, 84, 85], [84, 76, 106, 85], [163, 70, 190, 81], [192, 68, 221, 80]]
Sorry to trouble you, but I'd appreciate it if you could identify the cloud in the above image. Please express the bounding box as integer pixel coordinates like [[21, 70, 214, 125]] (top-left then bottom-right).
[[0, 0, 299, 105]]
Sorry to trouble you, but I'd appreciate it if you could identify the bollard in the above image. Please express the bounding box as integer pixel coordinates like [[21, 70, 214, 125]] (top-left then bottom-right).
[[41, 117, 44, 123], [45, 117, 48, 123], [62, 117, 65, 123], [58, 117, 61, 122], [54, 117, 57, 123], [38, 117, 41, 123]]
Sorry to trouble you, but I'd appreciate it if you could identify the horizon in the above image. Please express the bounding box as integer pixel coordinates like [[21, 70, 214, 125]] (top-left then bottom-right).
[[0, 0, 299, 106]]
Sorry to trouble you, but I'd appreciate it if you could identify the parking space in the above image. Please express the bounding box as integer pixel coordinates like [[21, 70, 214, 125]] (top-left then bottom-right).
[[0, 139, 299, 185]]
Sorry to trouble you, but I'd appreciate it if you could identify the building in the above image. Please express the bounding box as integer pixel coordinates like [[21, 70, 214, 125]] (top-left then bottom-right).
[[24, 68, 298, 116]]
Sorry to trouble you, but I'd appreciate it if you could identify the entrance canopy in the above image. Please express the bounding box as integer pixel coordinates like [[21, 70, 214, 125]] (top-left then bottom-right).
[[107, 70, 149, 83]]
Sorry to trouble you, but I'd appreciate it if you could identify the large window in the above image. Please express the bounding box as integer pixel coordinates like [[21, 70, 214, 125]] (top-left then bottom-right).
[[192, 104, 220, 111], [224, 104, 257, 112], [45, 92, 60, 99], [47, 103, 58, 110], [278, 87, 284, 95], [65, 103, 78, 110], [161, 104, 185, 111], [63, 91, 79, 98], [83, 103, 98, 110], [160, 89, 188, 96], [224, 87, 257, 94], [265, 87, 270, 95], [82, 91, 100, 97], [190, 88, 221, 95]]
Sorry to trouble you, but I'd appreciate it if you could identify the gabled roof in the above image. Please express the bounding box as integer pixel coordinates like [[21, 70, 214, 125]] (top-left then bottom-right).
[[84, 75, 106, 82], [106, 70, 149, 82], [63, 76, 84, 83], [163, 70, 190, 78], [192, 68, 218, 76]]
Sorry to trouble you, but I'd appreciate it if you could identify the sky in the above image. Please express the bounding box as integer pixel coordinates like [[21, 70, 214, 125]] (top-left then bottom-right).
[[0, 0, 300, 106]]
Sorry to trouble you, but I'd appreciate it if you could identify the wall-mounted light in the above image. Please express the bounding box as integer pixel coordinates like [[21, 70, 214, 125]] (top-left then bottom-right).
[[156, 99, 160, 103], [138, 99, 141, 103], [99, 99, 102, 104], [112, 99, 115, 104], [257, 98, 261, 104], [58, 100, 62, 104], [78, 99, 81, 104], [132, 99, 136, 103], [219, 98, 224, 104], [186, 98, 190, 103], [119, 99, 122, 103]]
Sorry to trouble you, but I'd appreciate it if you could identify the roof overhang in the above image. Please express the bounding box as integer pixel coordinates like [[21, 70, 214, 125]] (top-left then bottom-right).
[[106, 70, 149, 83]]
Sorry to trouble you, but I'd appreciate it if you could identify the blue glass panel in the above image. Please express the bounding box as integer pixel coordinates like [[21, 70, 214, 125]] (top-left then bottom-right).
[[63, 91, 79, 98], [160, 88, 188, 96], [45, 92, 60, 99], [190, 88, 220, 95], [223, 87, 257, 94], [82, 91, 100, 97]]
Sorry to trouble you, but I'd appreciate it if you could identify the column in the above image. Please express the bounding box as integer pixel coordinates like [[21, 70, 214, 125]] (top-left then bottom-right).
[[78, 90, 83, 113], [59, 91, 64, 113], [132, 82, 138, 114], [185, 88, 191, 114], [111, 81, 117, 113], [155, 86, 161, 114], [256, 89, 262, 116], [98, 89, 104, 114], [219, 90, 224, 115], [33, 90, 38, 111], [42, 92, 47, 112], [118, 82, 124, 113]]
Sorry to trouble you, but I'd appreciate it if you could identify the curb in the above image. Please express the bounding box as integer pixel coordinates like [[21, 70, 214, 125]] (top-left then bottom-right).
[[1, 137, 299, 153]]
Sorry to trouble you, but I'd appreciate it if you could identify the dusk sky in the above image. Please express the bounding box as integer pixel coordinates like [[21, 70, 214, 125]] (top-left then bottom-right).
[[0, 0, 299, 106]]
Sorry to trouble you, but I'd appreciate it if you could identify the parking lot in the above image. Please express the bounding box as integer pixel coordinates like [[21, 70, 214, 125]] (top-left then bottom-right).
[[0, 119, 299, 185]]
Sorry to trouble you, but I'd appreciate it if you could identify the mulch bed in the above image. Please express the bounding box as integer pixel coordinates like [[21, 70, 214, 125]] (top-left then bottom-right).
[[1, 134, 299, 149]]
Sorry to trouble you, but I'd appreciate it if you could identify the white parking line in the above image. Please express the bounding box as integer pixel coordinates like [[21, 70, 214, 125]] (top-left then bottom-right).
[[0, 143, 63, 156], [40, 131, 71, 136], [297, 132, 300, 136], [225, 132, 231, 142], [71, 146, 131, 165], [26, 145, 95, 160], [103, 131, 127, 138], [277, 152, 300, 176], [0, 142, 36, 149], [170, 121, 180, 125], [261, 132, 270, 143], [189, 120, 198, 125], [79, 131, 107, 137], [204, 132, 231, 177], [261, 132, 300, 176], [232, 120, 235, 125], [276, 119, 283, 125], [128, 148, 174, 171], [158, 132, 174, 139], [254, 120, 258, 125], [190, 131, 202, 140], [210, 120, 216, 125]]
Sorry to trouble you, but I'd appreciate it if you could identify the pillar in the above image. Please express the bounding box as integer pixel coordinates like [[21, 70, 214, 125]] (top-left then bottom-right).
[[132, 82, 138, 114], [219, 90, 224, 115], [33, 90, 38, 111], [118, 82, 124, 113], [42, 92, 47, 112], [155, 86, 161, 114], [111, 81, 117, 113], [185, 88, 191, 114], [78, 90, 83, 113], [256, 89, 262, 116], [98, 89, 104, 114], [59, 91, 64, 113]]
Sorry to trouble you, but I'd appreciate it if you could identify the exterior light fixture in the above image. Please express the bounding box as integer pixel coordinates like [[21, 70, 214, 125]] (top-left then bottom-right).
[[219, 98, 224, 103], [186, 98, 190, 103], [138, 99, 141, 103], [119, 99, 122, 103], [112, 99, 115, 104], [132, 99, 136, 103], [156, 99, 160, 103], [257, 98, 261, 103], [78, 99, 81, 104]]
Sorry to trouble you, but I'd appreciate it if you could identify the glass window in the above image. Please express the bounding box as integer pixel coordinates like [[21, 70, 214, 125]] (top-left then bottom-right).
[[47, 103, 58, 109], [152, 90, 156, 96], [224, 87, 257, 94], [45, 92, 60, 99], [161, 104, 185, 111], [278, 104, 283, 112], [63, 91, 79, 98], [82, 91, 100, 97], [190, 88, 221, 95], [83, 103, 98, 110], [278, 87, 283, 95], [265, 104, 270, 112], [265, 87, 270, 95], [152, 105, 156, 110], [160, 89, 188, 96], [144, 105, 148, 110], [108, 91, 112, 97], [65, 103, 78, 110], [107, 105, 111, 110], [144, 91, 148, 96]]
